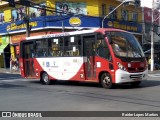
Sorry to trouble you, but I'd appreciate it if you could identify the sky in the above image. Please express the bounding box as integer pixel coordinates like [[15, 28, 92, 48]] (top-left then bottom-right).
[[141, 0, 152, 8], [141, 0, 160, 8]]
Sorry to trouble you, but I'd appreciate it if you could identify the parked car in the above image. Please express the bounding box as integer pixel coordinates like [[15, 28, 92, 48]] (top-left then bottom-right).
[[154, 61, 160, 70]]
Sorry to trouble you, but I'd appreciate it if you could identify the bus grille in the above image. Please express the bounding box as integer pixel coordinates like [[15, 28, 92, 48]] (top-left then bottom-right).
[[128, 67, 145, 72], [138, 67, 145, 71], [130, 74, 143, 80]]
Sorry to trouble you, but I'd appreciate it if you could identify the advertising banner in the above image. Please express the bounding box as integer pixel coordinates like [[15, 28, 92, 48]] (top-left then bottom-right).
[[12, 7, 26, 22], [0, 15, 142, 34], [29, 3, 46, 18], [55, 2, 87, 16]]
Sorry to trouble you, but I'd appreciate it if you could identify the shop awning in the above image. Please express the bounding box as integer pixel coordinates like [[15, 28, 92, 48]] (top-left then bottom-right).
[[0, 44, 8, 54]]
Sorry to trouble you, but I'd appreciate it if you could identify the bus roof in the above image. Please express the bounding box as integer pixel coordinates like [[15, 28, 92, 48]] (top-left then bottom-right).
[[26, 28, 126, 40]]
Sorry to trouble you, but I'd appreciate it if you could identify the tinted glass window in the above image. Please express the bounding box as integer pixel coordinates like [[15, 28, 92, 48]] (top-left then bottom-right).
[[64, 36, 81, 56], [96, 38, 111, 61], [48, 37, 63, 57], [108, 32, 145, 58], [35, 39, 48, 57]]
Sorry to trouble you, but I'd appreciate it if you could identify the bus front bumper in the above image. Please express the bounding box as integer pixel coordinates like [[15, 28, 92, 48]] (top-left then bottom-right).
[[115, 69, 148, 84]]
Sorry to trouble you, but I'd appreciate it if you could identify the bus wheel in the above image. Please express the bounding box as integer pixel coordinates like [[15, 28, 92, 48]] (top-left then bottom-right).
[[130, 81, 141, 87], [100, 73, 113, 89], [41, 72, 51, 85]]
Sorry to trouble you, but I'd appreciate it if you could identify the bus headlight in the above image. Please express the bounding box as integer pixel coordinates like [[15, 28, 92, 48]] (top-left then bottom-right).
[[117, 62, 126, 71]]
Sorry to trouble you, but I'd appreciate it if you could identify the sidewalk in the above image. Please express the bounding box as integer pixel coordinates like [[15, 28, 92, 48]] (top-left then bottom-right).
[[0, 68, 20, 74], [148, 70, 160, 74]]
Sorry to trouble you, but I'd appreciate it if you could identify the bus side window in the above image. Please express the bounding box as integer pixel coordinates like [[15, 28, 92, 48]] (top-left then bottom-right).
[[36, 49, 43, 57], [49, 38, 63, 57], [64, 37, 71, 56], [64, 36, 81, 57], [31, 49, 35, 58]]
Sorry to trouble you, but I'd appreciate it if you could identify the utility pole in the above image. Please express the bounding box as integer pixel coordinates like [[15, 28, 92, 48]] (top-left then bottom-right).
[[6, 0, 30, 37], [25, 16, 30, 37], [150, 0, 154, 71], [62, 21, 64, 33], [24, 6, 30, 37], [24, 17, 30, 37], [150, 0, 160, 71]]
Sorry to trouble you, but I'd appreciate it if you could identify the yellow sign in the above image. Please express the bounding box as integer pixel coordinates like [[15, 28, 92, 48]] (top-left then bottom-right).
[[7, 22, 37, 31], [107, 21, 113, 27], [108, 21, 138, 32], [4, 10, 11, 22], [69, 17, 81, 27]]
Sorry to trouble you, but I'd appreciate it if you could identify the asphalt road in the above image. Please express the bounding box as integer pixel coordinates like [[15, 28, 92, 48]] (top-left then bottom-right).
[[0, 72, 160, 120]]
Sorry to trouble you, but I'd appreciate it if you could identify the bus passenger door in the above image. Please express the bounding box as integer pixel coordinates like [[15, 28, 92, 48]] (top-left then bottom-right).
[[22, 41, 35, 78], [83, 35, 96, 80]]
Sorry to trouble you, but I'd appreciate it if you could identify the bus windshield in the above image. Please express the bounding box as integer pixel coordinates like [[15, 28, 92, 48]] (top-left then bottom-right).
[[108, 32, 145, 58]]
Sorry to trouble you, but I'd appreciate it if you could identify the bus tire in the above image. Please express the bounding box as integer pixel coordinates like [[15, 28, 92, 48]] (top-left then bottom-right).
[[130, 81, 141, 87], [40, 72, 51, 85], [100, 73, 113, 89]]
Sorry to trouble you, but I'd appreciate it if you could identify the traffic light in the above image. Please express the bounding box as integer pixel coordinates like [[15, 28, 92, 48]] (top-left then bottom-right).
[[134, 0, 141, 7], [7, 0, 15, 7]]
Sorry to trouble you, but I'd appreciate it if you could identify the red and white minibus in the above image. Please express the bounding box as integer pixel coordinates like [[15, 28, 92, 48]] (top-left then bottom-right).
[[19, 28, 148, 89]]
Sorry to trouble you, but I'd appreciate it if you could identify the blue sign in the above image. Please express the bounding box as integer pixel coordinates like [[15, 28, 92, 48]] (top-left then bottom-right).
[[0, 15, 142, 35], [103, 19, 142, 33]]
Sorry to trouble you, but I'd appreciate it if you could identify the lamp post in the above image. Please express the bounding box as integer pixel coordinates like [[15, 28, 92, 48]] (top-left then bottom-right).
[[150, 0, 154, 71], [101, 0, 134, 28]]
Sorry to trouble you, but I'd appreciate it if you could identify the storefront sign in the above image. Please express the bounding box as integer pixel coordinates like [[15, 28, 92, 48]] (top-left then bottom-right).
[[112, 21, 138, 31], [0, 15, 142, 35], [104, 19, 142, 33], [69, 17, 81, 27], [0, 36, 9, 44], [11, 32, 46, 44], [7, 22, 37, 31], [0, 36, 9, 53]]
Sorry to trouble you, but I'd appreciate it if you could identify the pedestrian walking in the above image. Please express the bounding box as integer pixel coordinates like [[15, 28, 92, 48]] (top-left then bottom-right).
[[14, 58, 18, 71], [10, 55, 14, 72], [148, 57, 151, 70]]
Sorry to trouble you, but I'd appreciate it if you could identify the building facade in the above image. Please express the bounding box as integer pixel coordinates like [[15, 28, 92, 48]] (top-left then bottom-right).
[[142, 7, 160, 61], [0, 0, 142, 68]]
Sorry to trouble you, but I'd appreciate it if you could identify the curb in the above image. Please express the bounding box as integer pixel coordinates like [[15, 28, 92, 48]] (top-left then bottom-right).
[[0, 68, 20, 74]]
